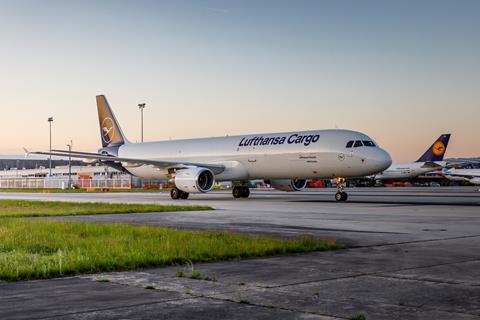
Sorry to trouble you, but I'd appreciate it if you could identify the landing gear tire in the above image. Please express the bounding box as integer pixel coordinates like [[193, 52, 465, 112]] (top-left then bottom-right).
[[241, 186, 250, 198], [335, 192, 342, 202], [171, 187, 189, 200], [233, 186, 250, 199], [233, 186, 243, 198], [171, 187, 181, 200], [335, 191, 348, 202], [334, 177, 348, 202]]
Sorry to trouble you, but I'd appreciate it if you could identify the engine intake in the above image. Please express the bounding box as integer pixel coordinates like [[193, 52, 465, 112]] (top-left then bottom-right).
[[269, 179, 308, 192], [174, 167, 215, 193]]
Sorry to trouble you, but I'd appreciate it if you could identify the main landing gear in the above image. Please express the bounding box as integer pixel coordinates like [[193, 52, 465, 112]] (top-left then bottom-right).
[[334, 177, 348, 202], [232, 186, 250, 198], [170, 187, 189, 200]]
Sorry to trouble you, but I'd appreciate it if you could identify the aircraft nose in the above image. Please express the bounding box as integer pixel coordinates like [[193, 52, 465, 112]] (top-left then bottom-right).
[[375, 148, 392, 171]]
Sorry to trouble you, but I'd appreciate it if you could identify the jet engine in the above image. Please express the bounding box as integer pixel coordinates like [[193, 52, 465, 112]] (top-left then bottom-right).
[[269, 179, 308, 192], [174, 167, 215, 193]]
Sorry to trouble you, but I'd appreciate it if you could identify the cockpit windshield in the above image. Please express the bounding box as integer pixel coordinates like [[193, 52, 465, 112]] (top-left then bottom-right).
[[362, 140, 376, 147], [345, 140, 376, 148], [354, 141, 363, 147]]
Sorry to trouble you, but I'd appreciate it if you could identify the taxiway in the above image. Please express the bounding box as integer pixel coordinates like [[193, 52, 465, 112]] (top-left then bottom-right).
[[0, 187, 479, 319]]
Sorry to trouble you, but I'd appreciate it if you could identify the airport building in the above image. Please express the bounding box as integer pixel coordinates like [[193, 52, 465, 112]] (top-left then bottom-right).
[[0, 156, 137, 189], [0, 156, 84, 171]]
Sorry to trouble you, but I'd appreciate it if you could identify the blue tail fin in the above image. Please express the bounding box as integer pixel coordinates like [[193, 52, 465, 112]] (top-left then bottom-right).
[[416, 134, 451, 162]]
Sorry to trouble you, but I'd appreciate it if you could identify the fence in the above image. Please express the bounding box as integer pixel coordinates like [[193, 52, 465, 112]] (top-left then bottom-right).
[[0, 178, 132, 189]]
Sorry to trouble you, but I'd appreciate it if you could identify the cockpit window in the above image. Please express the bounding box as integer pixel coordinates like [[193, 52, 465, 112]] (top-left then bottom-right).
[[362, 140, 376, 147], [353, 140, 363, 148], [345, 141, 354, 148]]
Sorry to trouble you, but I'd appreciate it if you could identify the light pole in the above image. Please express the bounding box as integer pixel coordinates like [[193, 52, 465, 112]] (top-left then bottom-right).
[[48, 117, 54, 176], [67, 140, 72, 188], [138, 103, 146, 142]]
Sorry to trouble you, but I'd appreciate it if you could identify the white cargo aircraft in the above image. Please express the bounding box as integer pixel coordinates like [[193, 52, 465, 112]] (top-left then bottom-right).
[[29, 95, 391, 201], [373, 134, 451, 181]]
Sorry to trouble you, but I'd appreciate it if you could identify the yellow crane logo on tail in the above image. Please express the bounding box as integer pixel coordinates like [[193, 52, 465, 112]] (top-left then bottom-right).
[[432, 141, 445, 157], [101, 117, 115, 144]]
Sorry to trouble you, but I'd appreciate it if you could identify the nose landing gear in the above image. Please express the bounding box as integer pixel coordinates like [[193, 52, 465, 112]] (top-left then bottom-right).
[[334, 177, 348, 202]]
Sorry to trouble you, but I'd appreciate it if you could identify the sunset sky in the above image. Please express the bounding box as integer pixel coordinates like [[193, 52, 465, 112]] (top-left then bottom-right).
[[1, 0, 479, 162]]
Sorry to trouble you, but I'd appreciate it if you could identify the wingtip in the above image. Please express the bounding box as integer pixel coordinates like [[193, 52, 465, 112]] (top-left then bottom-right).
[[22, 147, 31, 159]]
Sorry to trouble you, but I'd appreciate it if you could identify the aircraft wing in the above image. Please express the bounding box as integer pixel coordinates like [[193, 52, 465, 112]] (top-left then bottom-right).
[[420, 161, 443, 169], [446, 172, 480, 179], [25, 149, 225, 174], [445, 158, 480, 167]]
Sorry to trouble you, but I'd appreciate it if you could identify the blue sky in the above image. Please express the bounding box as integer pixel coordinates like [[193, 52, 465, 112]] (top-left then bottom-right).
[[0, 0, 479, 161]]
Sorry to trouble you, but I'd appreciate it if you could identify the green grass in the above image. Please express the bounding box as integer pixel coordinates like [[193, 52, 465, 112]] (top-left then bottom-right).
[[176, 270, 185, 278], [0, 200, 212, 218], [0, 188, 169, 193], [0, 219, 343, 281]]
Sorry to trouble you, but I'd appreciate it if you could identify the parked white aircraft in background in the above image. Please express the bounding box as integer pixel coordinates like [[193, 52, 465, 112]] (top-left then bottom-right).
[[29, 95, 391, 201], [440, 168, 480, 185], [373, 134, 451, 181]]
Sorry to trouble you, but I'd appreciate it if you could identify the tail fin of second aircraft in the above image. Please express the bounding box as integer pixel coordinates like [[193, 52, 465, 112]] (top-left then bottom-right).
[[96, 95, 129, 148], [416, 133, 451, 162]]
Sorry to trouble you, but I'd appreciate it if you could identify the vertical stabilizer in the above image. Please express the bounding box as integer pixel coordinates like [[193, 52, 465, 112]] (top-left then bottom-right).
[[96, 95, 128, 148], [416, 134, 451, 162]]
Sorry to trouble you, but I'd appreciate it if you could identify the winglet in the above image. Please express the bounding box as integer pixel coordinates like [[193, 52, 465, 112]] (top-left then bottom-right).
[[22, 147, 30, 158]]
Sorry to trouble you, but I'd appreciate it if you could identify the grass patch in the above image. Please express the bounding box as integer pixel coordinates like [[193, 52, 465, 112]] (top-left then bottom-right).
[[177, 262, 218, 281], [176, 270, 185, 278], [189, 269, 202, 280], [0, 219, 343, 281], [0, 200, 212, 218]]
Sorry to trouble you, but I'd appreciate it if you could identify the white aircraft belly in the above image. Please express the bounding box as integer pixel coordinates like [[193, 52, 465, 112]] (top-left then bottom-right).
[[124, 151, 371, 181]]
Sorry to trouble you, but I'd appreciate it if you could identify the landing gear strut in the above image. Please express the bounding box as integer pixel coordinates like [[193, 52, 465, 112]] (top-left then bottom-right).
[[334, 177, 348, 202], [170, 187, 189, 200], [232, 185, 250, 198]]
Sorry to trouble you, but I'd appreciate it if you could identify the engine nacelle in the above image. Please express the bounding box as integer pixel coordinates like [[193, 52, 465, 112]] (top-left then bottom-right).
[[269, 179, 308, 192], [174, 167, 215, 193]]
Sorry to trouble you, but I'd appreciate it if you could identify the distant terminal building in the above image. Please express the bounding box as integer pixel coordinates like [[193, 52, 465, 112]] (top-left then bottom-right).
[[0, 155, 166, 189], [0, 164, 121, 179], [0, 155, 132, 189], [0, 155, 84, 171]]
